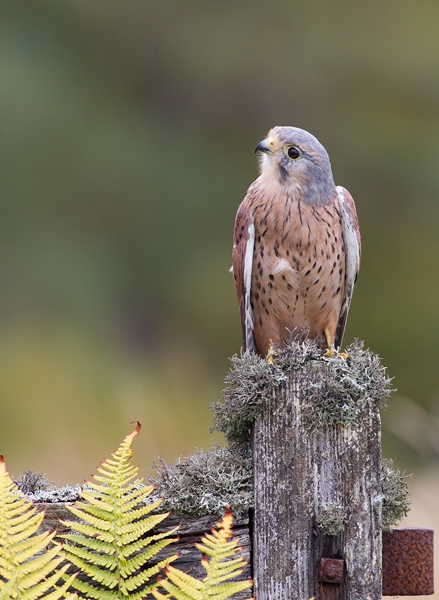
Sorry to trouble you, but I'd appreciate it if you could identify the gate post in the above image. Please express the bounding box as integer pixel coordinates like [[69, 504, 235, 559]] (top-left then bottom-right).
[[252, 349, 383, 600]]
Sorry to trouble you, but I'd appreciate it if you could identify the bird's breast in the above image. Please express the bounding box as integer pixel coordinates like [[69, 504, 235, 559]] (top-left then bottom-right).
[[248, 191, 345, 351]]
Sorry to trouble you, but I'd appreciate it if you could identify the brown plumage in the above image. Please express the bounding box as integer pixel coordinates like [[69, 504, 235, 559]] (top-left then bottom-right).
[[232, 126, 361, 356]]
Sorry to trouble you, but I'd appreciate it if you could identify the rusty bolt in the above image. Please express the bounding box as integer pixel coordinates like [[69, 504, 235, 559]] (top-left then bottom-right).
[[382, 528, 434, 596], [319, 557, 344, 583]]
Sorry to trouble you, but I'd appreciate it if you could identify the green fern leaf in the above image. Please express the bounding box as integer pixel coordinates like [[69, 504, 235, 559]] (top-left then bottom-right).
[[59, 423, 178, 600], [0, 455, 76, 599], [153, 507, 253, 600]]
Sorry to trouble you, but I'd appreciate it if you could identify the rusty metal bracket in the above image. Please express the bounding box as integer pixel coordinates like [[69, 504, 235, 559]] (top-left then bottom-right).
[[319, 557, 344, 584], [382, 528, 434, 596]]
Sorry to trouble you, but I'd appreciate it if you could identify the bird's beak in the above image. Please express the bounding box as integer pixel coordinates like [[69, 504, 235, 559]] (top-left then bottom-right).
[[255, 137, 274, 154]]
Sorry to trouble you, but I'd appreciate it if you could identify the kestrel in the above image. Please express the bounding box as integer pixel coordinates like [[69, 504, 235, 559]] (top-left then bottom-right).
[[231, 126, 361, 357]]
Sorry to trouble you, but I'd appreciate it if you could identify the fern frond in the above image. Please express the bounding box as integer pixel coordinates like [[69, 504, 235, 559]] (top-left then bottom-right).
[[59, 423, 178, 600], [153, 507, 253, 600], [0, 455, 76, 599]]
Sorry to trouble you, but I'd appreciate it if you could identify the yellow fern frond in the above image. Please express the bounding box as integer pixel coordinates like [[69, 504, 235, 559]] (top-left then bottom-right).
[[59, 423, 178, 600], [0, 455, 76, 599], [152, 507, 253, 600]]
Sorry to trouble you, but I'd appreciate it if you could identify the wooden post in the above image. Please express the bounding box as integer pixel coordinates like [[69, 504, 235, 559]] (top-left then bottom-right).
[[252, 361, 382, 600]]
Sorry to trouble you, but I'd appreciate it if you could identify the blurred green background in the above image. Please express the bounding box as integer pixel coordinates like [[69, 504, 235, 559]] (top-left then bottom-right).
[[1, 0, 439, 487]]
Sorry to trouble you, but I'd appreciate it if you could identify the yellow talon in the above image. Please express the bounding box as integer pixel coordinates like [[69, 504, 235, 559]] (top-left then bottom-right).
[[339, 352, 349, 361], [267, 339, 276, 366]]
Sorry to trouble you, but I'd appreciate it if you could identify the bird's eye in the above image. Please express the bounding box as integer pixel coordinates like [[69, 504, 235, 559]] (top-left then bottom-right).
[[286, 145, 301, 160]]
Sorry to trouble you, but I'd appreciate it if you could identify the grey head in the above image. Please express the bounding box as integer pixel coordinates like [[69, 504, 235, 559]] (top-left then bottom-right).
[[255, 126, 337, 204]]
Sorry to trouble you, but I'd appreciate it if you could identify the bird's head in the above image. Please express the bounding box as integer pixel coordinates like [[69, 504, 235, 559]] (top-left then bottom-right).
[[255, 126, 336, 204]]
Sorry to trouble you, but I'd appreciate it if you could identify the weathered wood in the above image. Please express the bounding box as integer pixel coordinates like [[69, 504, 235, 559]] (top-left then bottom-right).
[[252, 364, 382, 600]]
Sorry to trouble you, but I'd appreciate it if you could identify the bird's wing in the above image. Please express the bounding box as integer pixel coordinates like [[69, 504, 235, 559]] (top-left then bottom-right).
[[231, 202, 257, 352], [335, 186, 361, 349]]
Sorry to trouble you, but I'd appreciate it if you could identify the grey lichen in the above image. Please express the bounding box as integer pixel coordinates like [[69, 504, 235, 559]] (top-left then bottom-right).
[[303, 339, 393, 431], [151, 444, 253, 518], [28, 485, 82, 503], [14, 470, 82, 503], [15, 470, 53, 494], [212, 338, 393, 442], [381, 458, 411, 531], [316, 502, 347, 536], [210, 350, 287, 445]]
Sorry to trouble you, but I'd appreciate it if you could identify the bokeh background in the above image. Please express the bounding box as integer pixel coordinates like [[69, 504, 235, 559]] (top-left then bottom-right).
[[1, 2, 439, 591]]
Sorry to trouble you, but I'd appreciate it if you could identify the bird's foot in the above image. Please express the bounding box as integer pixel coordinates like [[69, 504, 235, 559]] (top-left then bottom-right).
[[266, 339, 277, 366], [320, 348, 350, 363]]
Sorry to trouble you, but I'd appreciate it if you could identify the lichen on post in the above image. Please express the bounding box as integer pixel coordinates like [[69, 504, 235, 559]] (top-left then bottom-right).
[[214, 338, 393, 600]]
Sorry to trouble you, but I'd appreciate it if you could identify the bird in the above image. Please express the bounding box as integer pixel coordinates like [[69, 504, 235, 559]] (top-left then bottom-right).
[[231, 126, 361, 358]]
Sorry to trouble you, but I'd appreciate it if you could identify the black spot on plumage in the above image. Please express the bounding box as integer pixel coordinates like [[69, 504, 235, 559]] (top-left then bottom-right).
[[287, 283, 293, 291], [305, 269, 311, 276], [255, 292, 259, 300], [298, 201, 303, 225], [269, 274, 274, 281], [317, 265, 322, 273], [262, 287, 266, 294], [268, 298, 272, 305]]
